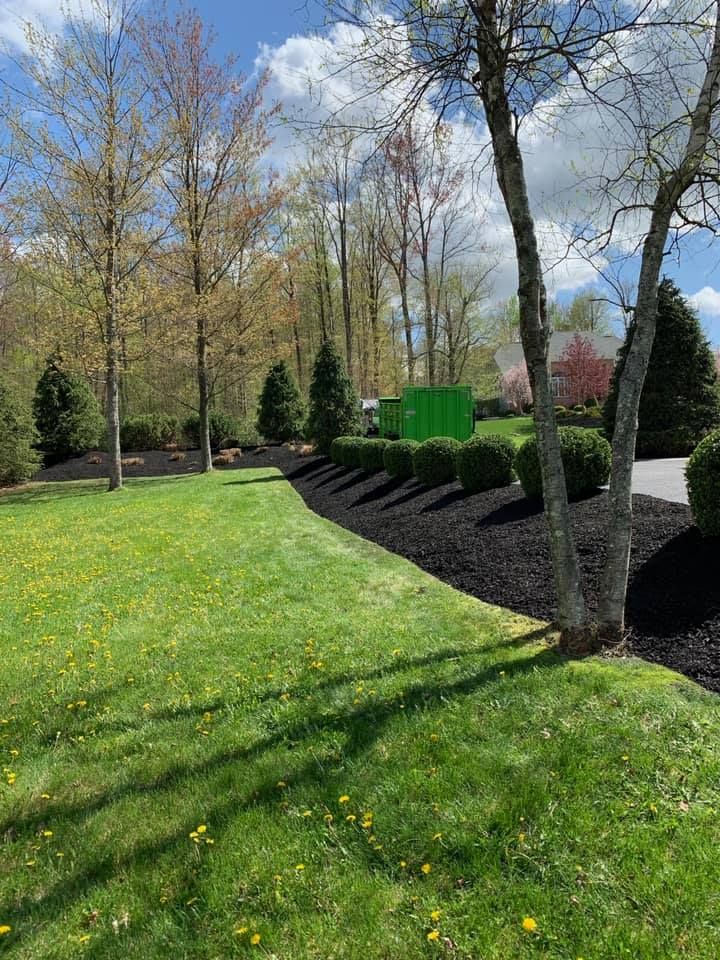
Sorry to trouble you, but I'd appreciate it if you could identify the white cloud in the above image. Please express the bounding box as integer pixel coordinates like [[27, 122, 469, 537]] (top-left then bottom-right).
[[689, 287, 720, 318]]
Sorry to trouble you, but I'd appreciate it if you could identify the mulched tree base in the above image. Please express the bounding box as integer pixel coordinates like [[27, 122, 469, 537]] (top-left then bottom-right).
[[34, 446, 720, 693]]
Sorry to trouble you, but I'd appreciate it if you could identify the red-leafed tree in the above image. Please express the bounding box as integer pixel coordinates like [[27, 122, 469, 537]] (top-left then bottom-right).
[[559, 334, 611, 405], [501, 361, 531, 413]]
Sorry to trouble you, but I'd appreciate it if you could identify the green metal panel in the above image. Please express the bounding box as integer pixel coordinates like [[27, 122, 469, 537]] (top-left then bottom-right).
[[401, 386, 474, 442], [378, 397, 402, 438]]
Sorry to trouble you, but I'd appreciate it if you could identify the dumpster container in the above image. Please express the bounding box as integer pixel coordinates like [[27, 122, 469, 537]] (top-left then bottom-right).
[[378, 397, 402, 438], [402, 386, 474, 442]]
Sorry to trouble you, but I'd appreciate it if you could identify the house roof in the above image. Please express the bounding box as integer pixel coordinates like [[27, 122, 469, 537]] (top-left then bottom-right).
[[494, 332, 622, 374]]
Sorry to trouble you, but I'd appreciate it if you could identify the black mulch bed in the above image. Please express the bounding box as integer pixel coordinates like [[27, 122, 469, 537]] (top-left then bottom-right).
[[33, 445, 720, 693]]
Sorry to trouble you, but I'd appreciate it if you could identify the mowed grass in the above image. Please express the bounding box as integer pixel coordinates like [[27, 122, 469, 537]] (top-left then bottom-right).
[[1, 471, 720, 959], [474, 416, 536, 447]]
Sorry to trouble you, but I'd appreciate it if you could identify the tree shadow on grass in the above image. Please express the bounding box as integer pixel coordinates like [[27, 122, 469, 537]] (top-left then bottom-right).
[[223, 475, 285, 486], [0, 481, 108, 507], [3, 640, 562, 949]]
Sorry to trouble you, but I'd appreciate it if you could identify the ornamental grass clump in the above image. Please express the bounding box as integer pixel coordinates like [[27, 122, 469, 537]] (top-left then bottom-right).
[[456, 435, 515, 493], [686, 429, 720, 537], [383, 439, 420, 480], [359, 438, 390, 472], [412, 437, 462, 487], [515, 426, 611, 499]]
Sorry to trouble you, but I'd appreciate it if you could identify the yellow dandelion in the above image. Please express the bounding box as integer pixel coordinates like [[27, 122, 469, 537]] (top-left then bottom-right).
[[0, 925, 11, 936], [295, 863, 305, 871], [250, 933, 261, 946], [42, 830, 53, 838], [430, 910, 441, 922], [234, 926, 248, 936], [339, 795, 350, 804], [399, 860, 407, 869], [432, 832, 443, 841], [421, 863, 432, 875], [522, 917, 538, 933], [196, 824, 207, 834], [427, 930, 440, 941], [324, 813, 333, 823]]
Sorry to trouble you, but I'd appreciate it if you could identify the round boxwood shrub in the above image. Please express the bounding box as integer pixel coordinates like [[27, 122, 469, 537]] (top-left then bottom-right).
[[456, 435, 515, 493], [686, 429, 720, 537], [413, 436, 462, 487], [515, 426, 611, 500], [384, 439, 420, 480], [330, 436, 354, 465], [343, 437, 370, 469], [359, 438, 390, 472]]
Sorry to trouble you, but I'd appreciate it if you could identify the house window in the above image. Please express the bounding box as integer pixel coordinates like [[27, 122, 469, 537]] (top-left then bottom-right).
[[551, 374, 569, 399]]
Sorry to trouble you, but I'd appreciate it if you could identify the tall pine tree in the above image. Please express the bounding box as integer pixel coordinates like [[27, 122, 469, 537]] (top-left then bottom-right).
[[306, 340, 361, 454], [604, 278, 720, 456], [33, 357, 105, 463], [256, 361, 304, 442]]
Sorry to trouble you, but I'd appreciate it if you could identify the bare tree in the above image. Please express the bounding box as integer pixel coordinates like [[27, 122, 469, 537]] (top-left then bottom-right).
[[5, 0, 167, 490]]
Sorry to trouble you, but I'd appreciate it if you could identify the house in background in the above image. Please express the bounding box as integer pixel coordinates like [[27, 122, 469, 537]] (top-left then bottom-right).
[[494, 331, 622, 407]]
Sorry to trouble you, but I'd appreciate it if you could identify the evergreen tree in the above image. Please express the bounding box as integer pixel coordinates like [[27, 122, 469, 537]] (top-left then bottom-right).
[[0, 381, 42, 485], [306, 339, 361, 454], [33, 357, 105, 463], [256, 361, 304, 441], [604, 278, 720, 456]]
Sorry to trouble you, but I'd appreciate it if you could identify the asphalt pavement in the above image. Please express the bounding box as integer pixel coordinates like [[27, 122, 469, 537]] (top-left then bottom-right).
[[630, 458, 689, 504]]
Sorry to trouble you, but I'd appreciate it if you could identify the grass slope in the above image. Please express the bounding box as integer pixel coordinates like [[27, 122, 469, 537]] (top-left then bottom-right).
[[0, 470, 719, 959]]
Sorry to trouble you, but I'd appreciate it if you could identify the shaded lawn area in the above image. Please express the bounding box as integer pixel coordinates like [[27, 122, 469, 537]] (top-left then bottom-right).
[[474, 416, 536, 446], [0, 470, 719, 959]]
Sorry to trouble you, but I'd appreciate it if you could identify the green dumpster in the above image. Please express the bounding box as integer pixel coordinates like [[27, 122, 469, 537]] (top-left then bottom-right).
[[402, 386, 474, 442], [378, 397, 402, 438]]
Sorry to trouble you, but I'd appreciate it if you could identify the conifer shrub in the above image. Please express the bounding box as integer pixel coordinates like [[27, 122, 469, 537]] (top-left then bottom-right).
[[33, 358, 104, 462], [256, 361, 304, 441], [383, 439, 420, 480], [686, 430, 720, 537], [358, 438, 389, 472], [306, 340, 361, 454], [0, 381, 41, 484], [515, 426, 611, 499], [604, 278, 720, 455], [456, 435, 515, 493], [412, 437, 462, 487]]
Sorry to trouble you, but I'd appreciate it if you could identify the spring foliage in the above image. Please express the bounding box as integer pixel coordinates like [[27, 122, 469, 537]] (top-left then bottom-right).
[[0, 381, 42, 484]]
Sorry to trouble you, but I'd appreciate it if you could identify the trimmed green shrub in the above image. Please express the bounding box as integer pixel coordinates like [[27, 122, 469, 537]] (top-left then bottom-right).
[[413, 437, 462, 487], [515, 426, 611, 499], [359, 438, 389, 472], [0, 381, 42, 484], [604, 277, 720, 455], [256, 361, 304, 441], [456, 435, 515, 493], [686, 430, 720, 536], [330, 436, 353, 465], [33, 358, 104, 462], [343, 437, 370, 469], [306, 340, 361, 454], [182, 411, 240, 450], [384, 439, 420, 480], [120, 414, 179, 451]]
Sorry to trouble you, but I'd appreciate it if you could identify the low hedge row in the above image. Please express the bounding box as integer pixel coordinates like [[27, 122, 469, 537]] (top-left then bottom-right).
[[328, 426, 612, 501]]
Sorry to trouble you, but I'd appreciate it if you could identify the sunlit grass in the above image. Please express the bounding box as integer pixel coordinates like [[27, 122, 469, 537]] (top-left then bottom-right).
[[0, 469, 719, 958]]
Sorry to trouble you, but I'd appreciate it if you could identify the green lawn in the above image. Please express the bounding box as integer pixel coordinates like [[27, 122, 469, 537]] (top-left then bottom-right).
[[1, 470, 719, 959], [474, 416, 536, 447]]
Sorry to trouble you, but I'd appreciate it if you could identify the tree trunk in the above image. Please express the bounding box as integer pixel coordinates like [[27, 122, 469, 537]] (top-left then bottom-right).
[[196, 303, 213, 472], [105, 329, 122, 492], [474, 6, 589, 648], [598, 11, 720, 640], [399, 259, 415, 385]]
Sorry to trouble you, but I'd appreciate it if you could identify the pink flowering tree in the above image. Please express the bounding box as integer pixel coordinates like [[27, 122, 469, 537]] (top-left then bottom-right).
[[501, 361, 531, 413], [559, 334, 611, 404]]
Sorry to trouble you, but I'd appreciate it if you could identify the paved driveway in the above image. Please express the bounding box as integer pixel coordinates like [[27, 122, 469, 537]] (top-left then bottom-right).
[[631, 458, 689, 504]]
